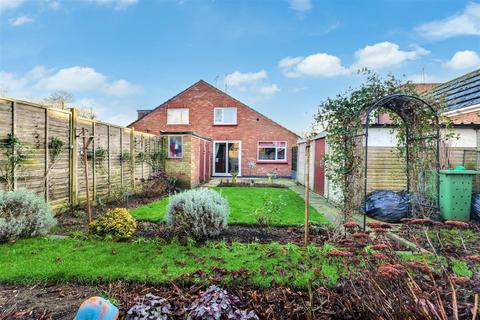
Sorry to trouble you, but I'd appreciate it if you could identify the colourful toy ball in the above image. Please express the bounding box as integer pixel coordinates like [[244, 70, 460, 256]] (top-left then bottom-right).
[[74, 297, 119, 320]]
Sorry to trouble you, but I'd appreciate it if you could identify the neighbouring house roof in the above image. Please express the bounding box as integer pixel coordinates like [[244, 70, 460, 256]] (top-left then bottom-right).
[[128, 80, 300, 138], [430, 68, 480, 113]]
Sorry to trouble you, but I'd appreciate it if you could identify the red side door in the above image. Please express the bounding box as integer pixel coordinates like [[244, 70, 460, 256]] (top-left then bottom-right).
[[206, 142, 211, 178], [314, 138, 325, 194], [199, 141, 205, 182]]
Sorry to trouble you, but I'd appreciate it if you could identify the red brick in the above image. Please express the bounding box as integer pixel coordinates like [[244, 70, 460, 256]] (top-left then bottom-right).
[[129, 80, 299, 177]]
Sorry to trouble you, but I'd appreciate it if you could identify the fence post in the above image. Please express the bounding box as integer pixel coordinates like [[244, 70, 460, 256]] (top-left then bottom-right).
[[92, 122, 96, 201], [130, 128, 135, 188], [11, 101, 17, 190], [107, 125, 111, 197], [44, 108, 49, 202], [120, 128, 124, 188], [141, 135, 144, 180], [69, 108, 78, 205]]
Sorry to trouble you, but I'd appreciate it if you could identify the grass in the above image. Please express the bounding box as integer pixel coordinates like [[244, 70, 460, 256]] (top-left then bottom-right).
[[0, 237, 342, 288], [130, 187, 330, 226], [130, 196, 169, 222]]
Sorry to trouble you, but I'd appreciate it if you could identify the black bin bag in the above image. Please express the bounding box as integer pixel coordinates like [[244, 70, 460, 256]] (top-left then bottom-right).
[[471, 193, 480, 221], [361, 190, 409, 223]]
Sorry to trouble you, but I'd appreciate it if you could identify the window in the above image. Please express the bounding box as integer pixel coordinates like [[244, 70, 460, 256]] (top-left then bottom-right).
[[168, 136, 183, 158], [257, 141, 287, 161], [214, 107, 237, 125], [167, 108, 189, 124]]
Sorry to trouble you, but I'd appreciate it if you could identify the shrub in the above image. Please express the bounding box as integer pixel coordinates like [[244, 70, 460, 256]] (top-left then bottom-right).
[[166, 189, 229, 240], [126, 293, 172, 320], [89, 208, 137, 240], [0, 188, 56, 242], [253, 194, 285, 226], [188, 285, 259, 320], [140, 170, 177, 198]]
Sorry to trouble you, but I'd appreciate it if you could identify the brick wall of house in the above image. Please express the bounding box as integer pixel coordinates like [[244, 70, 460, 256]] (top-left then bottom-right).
[[130, 81, 299, 177], [190, 135, 200, 186], [449, 111, 480, 124], [165, 135, 192, 188]]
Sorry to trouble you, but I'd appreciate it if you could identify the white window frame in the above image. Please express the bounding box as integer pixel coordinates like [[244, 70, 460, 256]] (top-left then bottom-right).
[[212, 140, 242, 176], [213, 107, 237, 125], [167, 108, 189, 125], [168, 135, 184, 159], [257, 141, 287, 162]]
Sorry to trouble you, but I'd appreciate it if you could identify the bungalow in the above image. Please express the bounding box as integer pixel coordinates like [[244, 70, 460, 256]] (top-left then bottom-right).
[[128, 80, 299, 186]]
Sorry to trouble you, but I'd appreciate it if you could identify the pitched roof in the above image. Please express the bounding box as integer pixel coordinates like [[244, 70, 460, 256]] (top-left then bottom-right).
[[128, 80, 300, 138], [430, 68, 480, 112]]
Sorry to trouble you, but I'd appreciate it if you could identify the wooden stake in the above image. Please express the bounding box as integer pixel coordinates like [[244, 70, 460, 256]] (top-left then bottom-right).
[[305, 141, 311, 246], [472, 293, 478, 320]]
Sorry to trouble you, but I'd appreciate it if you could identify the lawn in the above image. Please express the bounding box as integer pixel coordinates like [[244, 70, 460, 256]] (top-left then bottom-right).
[[0, 237, 341, 288], [130, 187, 330, 225]]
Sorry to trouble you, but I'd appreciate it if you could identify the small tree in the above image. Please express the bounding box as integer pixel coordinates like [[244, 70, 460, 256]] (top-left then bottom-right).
[[43, 91, 73, 110]]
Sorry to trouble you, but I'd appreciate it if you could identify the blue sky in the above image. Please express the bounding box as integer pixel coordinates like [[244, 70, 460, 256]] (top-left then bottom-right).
[[0, 0, 479, 132]]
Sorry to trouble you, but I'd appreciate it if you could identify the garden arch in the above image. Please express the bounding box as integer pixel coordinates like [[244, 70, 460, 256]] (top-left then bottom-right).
[[362, 93, 440, 230]]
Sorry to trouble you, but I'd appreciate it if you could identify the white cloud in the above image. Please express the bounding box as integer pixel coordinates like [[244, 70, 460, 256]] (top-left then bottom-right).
[[279, 53, 347, 77], [297, 53, 347, 76], [352, 42, 429, 70], [104, 79, 143, 96], [258, 84, 280, 95], [0, 65, 142, 99], [416, 2, 480, 39], [280, 42, 430, 77], [31, 66, 143, 96], [44, 0, 61, 10], [224, 70, 267, 86], [0, 71, 29, 97], [224, 70, 279, 99], [26, 65, 50, 81], [9, 15, 33, 26], [87, 0, 138, 10], [0, 0, 25, 11], [38, 66, 107, 92], [288, 0, 312, 12], [445, 50, 480, 70]]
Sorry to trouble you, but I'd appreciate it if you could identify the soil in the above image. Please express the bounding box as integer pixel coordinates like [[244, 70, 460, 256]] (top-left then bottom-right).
[[134, 223, 331, 246], [0, 282, 339, 320], [1, 272, 476, 320], [396, 220, 480, 258]]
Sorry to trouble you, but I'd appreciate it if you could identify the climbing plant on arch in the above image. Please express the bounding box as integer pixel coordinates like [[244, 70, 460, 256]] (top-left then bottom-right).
[[312, 71, 448, 224]]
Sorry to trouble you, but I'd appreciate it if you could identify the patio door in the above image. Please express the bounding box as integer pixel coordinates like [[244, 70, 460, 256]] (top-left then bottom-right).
[[213, 141, 241, 176]]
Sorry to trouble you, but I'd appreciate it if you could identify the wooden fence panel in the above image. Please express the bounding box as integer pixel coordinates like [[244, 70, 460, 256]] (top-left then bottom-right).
[[366, 147, 407, 193], [47, 110, 70, 206], [76, 119, 94, 203], [0, 98, 161, 210], [94, 123, 109, 198], [122, 129, 132, 188], [15, 102, 46, 196], [109, 127, 122, 195]]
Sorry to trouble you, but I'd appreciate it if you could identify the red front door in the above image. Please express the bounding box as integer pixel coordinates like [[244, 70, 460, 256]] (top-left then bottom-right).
[[314, 138, 325, 194]]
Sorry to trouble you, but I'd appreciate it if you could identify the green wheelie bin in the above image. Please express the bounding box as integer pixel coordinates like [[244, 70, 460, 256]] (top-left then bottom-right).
[[438, 167, 478, 221]]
